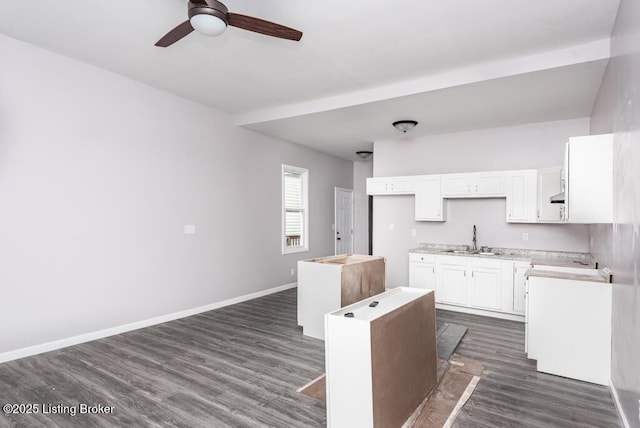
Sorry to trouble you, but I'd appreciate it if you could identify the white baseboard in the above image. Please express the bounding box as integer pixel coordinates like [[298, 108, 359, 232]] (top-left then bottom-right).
[[0, 282, 297, 364], [610, 382, 631, 428]]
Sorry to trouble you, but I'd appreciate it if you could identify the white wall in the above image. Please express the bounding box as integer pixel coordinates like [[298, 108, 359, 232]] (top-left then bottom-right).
[[372, 119, 591, 287], [353, 159, 373, 254], [0, 35, 353, 356], [589, 0, 640, 425]]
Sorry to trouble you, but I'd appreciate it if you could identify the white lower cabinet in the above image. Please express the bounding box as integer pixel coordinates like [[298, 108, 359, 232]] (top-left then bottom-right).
[[512, 261, 530, 314], [408, 253, 436, 290], [435, 257, 468, 305], [527, 274, 611, 385], [411, 253, 523, 321], [468, 259, 503, 311]]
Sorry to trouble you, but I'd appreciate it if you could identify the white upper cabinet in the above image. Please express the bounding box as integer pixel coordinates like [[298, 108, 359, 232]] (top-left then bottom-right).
[[565, 134, 613, 223], [537, 166, 564, 223], [414, 175, 445, 221], [366, 176, 415, 195], [505, 170, 537, 223], [441, 172, 505, 198]]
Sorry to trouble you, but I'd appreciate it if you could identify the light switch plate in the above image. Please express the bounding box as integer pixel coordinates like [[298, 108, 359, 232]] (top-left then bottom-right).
[[522, 232, 529, 241], [184, 224, 196, 234]]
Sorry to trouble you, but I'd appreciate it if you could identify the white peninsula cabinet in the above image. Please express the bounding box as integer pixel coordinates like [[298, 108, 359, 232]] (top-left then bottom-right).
[[414, 175, 444, 221], [410, 253, 525, 321], [366, 176, 415, 195]]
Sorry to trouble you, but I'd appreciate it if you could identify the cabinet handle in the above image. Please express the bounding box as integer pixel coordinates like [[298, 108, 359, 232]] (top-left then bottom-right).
[[432, 267, 435, 274], [437, 209, 440, 217], [537, 210, 540, 219], [468, 184, 471, 193], [476, 184, 479, 192], [472, 271, 474, 278]]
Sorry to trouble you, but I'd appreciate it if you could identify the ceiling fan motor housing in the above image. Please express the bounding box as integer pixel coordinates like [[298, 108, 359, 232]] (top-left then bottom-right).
[[188, 0, 228, 25]]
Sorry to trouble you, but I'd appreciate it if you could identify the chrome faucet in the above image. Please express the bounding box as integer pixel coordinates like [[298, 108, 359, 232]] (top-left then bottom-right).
[[472, 224, 477, 251]]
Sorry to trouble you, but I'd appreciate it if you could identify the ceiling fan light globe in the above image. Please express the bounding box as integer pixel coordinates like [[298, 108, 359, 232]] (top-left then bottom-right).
[[190, 14, 227, 36]]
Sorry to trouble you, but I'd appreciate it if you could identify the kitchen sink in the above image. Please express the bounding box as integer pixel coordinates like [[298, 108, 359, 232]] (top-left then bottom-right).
[[442, 249, 501, 256]]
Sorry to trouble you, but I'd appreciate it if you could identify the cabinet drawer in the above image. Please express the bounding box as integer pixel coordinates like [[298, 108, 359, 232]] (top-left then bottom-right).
[[410, 253, 437, 263]]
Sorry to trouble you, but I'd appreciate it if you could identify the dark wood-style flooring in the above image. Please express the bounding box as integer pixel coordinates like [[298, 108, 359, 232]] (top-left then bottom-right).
[[0, 288, 621, 427]]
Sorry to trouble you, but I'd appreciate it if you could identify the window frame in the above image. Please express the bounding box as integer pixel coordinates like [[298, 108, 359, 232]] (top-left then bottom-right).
[[282, 164, 309, 255]]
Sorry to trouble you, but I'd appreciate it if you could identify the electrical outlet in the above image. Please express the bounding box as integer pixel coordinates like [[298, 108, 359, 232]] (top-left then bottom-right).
[[522, 232, 529, 242], [290, 268, 295, 276], [389, 223, 395, 231], [411, 228, 417, 237]]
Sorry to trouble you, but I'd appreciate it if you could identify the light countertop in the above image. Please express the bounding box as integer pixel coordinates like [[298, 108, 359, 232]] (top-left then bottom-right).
[[409, 243, 597, 269], [525, 268, 612, 284]]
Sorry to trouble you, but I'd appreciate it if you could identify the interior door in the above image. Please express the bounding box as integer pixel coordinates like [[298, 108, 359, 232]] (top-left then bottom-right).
[[334, 187, 354, 255]]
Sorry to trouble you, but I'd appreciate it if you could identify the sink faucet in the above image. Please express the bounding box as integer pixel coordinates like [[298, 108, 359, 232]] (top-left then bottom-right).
[[472, 224, 477, 251]]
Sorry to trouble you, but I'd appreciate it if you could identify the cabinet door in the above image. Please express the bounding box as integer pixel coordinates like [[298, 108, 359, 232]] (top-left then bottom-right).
[[415, 176, 444, 221], [513, 262, 529, 314], [468, 261, 502, 311], [366, 178, 388, 195], [367, 177, 415, 195], [436, 257, 467, 305], [474, 172, 506, 196], [409, 261, 436, 291], [441, 174, 471, 196], [567, 134, 613, 223], [390, 177, 415, 194], [506, 170, 537, 223], [537, 166, 563, 222]]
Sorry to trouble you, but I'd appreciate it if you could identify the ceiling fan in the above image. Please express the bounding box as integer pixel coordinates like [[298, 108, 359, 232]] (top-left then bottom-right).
[[155, 0, 303, 47]]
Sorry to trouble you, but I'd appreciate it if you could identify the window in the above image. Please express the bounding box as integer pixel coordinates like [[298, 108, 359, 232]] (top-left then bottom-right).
[[282, 164, 309, 254]]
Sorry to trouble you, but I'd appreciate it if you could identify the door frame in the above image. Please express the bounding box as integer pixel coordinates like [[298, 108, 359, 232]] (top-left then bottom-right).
[[334, 187, 354, 255]]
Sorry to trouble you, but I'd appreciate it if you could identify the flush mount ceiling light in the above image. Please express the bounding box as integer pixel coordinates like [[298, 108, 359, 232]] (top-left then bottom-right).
[[190, 12, 227, 36], [393, 120, 418, 133], [356, 150, 373, 160]]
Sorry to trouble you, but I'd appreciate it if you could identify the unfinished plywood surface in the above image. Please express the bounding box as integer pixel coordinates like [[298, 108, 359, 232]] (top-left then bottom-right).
[[341, 257, 385, 306], [370, 292, 437, 428], [408, 357, 484, 428], [298, 374, 326, 401]]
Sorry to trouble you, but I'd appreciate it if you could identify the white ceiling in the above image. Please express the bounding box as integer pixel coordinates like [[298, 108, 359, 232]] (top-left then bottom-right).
[[0, 0, 620, 160]]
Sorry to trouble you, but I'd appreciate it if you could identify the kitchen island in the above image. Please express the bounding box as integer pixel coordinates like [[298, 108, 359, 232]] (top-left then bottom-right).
[[297, 254, 385, 339]]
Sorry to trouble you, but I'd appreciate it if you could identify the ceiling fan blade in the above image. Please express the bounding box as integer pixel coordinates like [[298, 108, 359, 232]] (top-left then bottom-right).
[[227, 13, 302, 41], [155, 20, 194, 47]]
